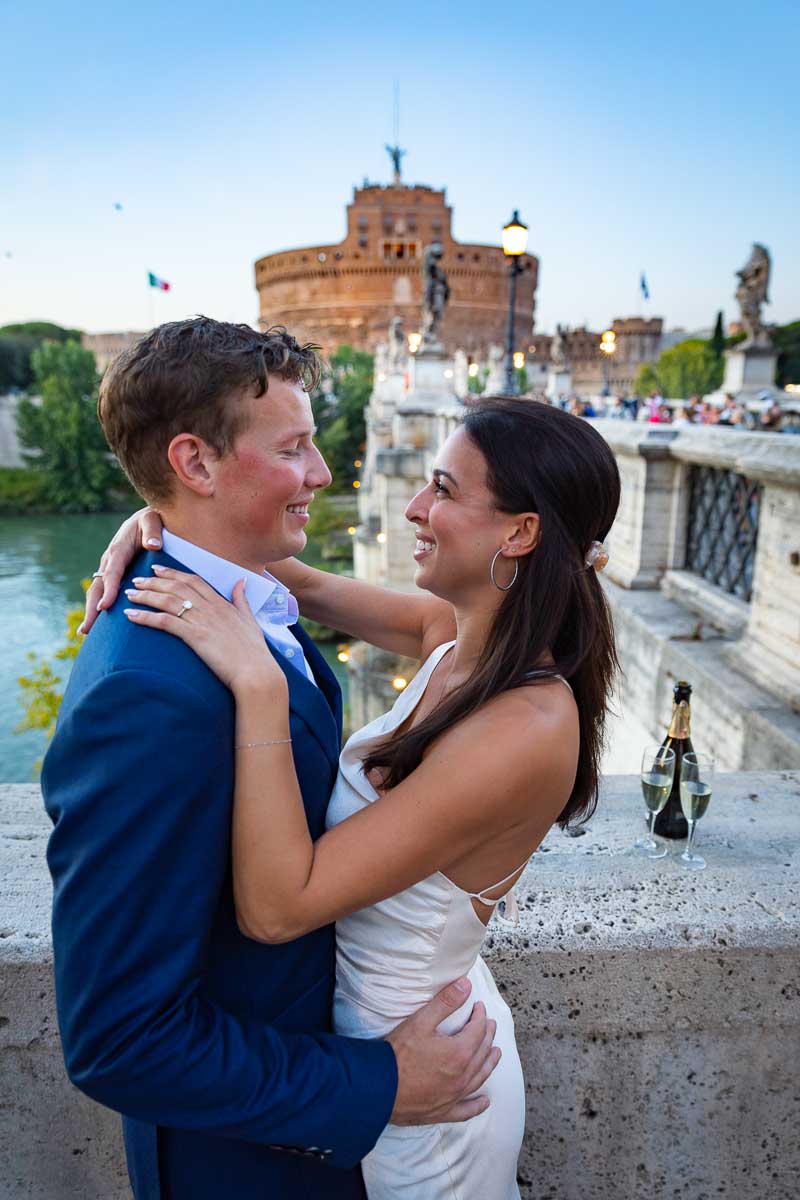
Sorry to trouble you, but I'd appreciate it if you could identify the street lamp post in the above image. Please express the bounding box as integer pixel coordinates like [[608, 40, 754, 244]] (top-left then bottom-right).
[[599, 329, 617, 397], [502, 210, 528, 394]]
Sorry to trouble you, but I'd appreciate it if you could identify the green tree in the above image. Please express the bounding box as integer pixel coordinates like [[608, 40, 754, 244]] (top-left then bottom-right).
[[633, 338, 724, 399], [0, 321, 83, 392], [312, 345, 373, 491], [15, 340, 121, 511], [1, 321, 82, 342], [773, 321, 800, 387], [633, 362, 661, 396], [0, 335, 35, 390], [467, 365, 487, 395], [17, 590, 86, 770]]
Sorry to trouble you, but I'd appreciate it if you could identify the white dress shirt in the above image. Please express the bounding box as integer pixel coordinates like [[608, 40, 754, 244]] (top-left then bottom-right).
[[161, 529, 316, 685]]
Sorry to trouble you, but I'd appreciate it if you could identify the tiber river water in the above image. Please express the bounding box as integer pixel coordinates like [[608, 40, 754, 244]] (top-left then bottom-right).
[[0, 513, 349, 782]]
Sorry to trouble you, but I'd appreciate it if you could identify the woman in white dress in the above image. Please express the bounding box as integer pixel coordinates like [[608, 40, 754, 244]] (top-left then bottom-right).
[[91, 396, 620, 1198]]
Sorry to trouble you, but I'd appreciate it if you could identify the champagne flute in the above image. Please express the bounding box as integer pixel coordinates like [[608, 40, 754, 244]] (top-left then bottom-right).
[[679, 751, 714, 870], [630, 745, 675, 859]]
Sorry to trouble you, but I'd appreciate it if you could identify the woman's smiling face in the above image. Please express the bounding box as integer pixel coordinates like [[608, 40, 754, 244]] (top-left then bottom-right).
[[404, 426, 523, 602]]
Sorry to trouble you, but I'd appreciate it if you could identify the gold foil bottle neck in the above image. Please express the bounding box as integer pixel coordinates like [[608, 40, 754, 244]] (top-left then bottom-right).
[[668, 699, 692, 739]]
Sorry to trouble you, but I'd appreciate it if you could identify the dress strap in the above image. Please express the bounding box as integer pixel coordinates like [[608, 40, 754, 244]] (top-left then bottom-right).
[[464, 860, 530, 906]]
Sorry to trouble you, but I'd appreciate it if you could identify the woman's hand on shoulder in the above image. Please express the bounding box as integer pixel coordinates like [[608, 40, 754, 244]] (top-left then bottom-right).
[[80, 507, 165, 635], [123, 566, 286, 696]]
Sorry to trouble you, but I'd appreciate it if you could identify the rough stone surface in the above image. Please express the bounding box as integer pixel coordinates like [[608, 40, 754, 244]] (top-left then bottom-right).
[[0, 786, 128, 1198], [661, 568, 750, 638], [2, 775, 798, 1198], [485, 770, 800, 1200]]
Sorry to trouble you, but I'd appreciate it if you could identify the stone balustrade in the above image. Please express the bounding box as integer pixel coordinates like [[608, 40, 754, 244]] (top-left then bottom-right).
[[353, 397, 800, 756], [587, 421, 800, 768], [2, 775, 798, 1199]]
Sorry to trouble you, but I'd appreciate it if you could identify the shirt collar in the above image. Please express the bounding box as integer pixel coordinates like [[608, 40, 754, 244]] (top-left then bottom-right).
[[161, 529, 299, 625]]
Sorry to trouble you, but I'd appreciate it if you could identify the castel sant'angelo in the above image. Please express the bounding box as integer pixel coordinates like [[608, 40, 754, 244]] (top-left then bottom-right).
[[254, 151, 538, 358]]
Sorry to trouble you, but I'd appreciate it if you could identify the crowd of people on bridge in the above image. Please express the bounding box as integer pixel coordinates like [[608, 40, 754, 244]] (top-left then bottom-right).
[[557, 390, 792, 433]]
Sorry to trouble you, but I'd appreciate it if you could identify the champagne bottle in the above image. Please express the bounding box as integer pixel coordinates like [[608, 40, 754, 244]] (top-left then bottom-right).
[[653, 681, 693, 839]]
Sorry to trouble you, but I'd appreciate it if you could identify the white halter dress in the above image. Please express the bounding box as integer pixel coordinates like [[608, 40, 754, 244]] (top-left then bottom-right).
[[327, 642, 532, 1200]]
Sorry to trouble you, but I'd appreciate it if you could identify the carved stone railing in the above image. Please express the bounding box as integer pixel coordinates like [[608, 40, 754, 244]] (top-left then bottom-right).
[[591, 422, 800, 714], [2, 776, 798, 1200]]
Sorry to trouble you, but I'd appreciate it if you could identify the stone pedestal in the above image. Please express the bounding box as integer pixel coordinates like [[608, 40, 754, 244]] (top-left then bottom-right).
[[453, 349, 469, 399], [707, 344, 778, 404], [485, 350, 505, 395], [546, 368, 572, 401], [593, 424, 683, 590], [371, 369, 406, 416], [406, 348, 454, 409]]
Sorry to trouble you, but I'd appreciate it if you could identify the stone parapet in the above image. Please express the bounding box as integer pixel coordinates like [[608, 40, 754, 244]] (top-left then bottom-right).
[[2, 775, 798, 1198], [600, 578, 800, 769], [667, 425, 799, 486], [590, 421, 800, 710]]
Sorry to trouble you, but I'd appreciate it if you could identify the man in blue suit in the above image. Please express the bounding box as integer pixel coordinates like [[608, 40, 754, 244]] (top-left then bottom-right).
[[43, 319, 495, 1199]]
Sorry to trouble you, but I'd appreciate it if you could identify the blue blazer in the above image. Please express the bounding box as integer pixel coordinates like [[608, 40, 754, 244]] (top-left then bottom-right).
[[42, 549, 397, 1199]]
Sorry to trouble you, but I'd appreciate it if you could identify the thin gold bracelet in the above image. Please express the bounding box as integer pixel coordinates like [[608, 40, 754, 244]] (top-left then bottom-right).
[[235, 738, 292, 749]]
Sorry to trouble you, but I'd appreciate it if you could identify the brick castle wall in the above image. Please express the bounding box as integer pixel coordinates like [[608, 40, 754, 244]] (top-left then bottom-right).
[[255, 182, 538, 358]]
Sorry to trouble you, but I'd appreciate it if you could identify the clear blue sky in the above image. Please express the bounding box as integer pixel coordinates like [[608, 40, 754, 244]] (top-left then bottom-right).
[[2, 0, 798, 337]]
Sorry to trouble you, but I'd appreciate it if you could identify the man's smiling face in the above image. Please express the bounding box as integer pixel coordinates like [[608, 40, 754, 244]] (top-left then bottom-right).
[[214, 376, 332, 565]]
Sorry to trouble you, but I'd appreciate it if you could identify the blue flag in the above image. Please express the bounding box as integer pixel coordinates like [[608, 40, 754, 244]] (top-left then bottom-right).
[[640, 272, 650, 301]]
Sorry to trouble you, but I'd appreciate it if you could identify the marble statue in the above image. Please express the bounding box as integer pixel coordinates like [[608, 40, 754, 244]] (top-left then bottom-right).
[[420, 242, 450, 352], [374, 341, 389, 379], [736, 244, 772, 348], [388, 316, 406, 372], [550, 323, 569, 368]]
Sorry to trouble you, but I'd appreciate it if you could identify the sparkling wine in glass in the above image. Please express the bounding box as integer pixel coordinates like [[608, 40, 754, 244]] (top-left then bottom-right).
[[630, 746, 675, 859], [679, 751, 714, 870]]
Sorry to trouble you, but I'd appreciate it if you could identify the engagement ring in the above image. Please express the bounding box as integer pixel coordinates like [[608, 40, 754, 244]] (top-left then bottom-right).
[[177, 600, 193, 618]]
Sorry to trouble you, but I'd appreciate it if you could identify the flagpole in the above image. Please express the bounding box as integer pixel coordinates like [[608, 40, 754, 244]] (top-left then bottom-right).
[[147, 273, 155, 331]]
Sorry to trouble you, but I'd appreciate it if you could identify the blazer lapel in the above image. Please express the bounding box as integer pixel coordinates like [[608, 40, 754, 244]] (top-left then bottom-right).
[[264, 634, 341, 772], [292, 623, 343, 739], [136, 549, 342, 771]]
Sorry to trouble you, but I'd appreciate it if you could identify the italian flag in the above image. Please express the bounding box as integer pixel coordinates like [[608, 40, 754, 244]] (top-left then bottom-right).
[[148, 272, 171, 291]]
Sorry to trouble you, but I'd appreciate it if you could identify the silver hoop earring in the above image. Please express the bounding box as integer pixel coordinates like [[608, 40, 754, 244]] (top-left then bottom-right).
[[490, 548, 519, 592]]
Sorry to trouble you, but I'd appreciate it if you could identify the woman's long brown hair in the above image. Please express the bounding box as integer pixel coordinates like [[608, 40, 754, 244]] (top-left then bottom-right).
[[362, 397, 621, 828]]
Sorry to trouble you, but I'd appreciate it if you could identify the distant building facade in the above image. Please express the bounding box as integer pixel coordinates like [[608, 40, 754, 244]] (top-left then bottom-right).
[[530, 317, 664, 395], [255, 180, 538, 359], [81, 331, 144, 374]]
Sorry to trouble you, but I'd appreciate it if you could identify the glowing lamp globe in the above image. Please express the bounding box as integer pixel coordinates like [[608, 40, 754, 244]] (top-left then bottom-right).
[[502, 211, 528, 258]]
